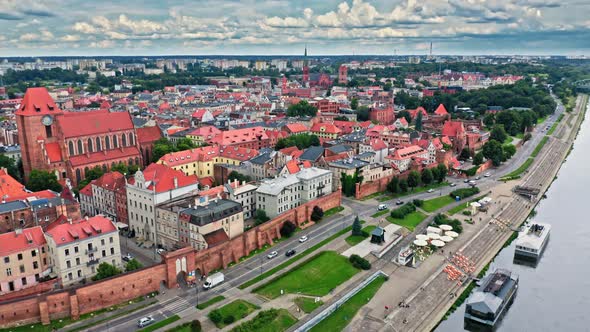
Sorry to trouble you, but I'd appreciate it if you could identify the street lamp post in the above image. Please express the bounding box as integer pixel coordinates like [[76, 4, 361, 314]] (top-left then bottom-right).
[[196, 284, 200, 307]]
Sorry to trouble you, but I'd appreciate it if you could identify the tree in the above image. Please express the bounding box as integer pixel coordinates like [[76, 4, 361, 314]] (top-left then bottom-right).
[[356, 106, 369, 121], [523, 132, 532, 142], [350, 98, 359, 110], [111, 163, 129, 175], [351, 216, 362, 236], [92, 262, 122, 281], [254, 210, 270, 225], [483, 113, 495, 127], [459, 148, 471, 161], [287, 100, 318, 117], [436, 164, 448, 183], [387, 177, 400, 193], [349, 254, 371, 270], [473, 152, 484, 165], [399, 178, 409, 192], [398, 110, 412, 124], [275, 133, 320, 150], [280, 221, 297, 238], [209, 310, 223, 324], [407, 171, 420, 189], [190, 320, 202, 332], [490, 124, 508, 143], [0, 155, 21, 181], [176, 137, 197, 151], [311, 206, 324, 222], [431, 167, 440, 183], [27, 170, 62, 192], [503, 144, 517, 159], [421, 168, 433, 185], [415, 111, 423, 131], [482, 140, 504, 166], [334, 115, 348, 121], [125, 258, 143, 272], [228, 171, 252, 184]]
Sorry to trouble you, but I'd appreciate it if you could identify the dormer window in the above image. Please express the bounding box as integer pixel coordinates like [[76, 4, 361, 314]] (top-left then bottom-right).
[[48, 104, 54, 111]]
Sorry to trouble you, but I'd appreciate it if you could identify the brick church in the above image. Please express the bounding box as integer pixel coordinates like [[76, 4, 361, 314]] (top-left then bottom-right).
[[17, 88, 143, 186]]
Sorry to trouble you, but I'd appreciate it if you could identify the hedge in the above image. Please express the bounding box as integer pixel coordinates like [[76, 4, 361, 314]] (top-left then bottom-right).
[[449, 187, 480, 200], [390, 203, 416, 219]]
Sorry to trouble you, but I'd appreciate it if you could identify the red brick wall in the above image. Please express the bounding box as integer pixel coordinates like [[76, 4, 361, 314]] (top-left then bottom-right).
[[355, 170, 413, 199], [193, 190, 342, 275]]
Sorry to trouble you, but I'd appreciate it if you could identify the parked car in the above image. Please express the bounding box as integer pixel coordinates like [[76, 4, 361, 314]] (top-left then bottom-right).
[[285, 249, 296, 257], [122, 253, 132, 262], [377, 204, 388, 211], [450, 183, 457, 187], [484, 172, 491, 177], [395, 200, 404, 205], [137, 316, 155, 328], [156, 248, 165, 255], [475, 176, 481, 180], [267, 251, 278, 259], [299, 236, 308, 243], [427, 189, 435, 193], [463, 179, 470, 183]]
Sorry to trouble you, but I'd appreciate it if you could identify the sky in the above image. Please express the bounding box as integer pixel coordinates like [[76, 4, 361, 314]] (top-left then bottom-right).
[[1, 0, 589, 57]]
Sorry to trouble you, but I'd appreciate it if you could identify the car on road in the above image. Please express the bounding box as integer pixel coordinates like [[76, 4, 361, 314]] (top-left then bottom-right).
[[427, 189, 435, 193], [395, 200, 404, 205], [484, 172, 491, 177], [122, 253, 132, 262], [267, 251, 278, 259], [137, 316, 155, 328], [463, 179, 470, 183], [475, 176, 481, 180], [299, 236, 308, 243], [377, 204, 388, 211], [450, 183, 457, 187], [285, 249, 296, 257], [156, 248, 165, 255]]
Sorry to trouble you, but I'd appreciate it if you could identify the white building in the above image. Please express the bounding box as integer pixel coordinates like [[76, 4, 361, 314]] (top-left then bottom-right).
[[44, 216, 121, 287], [225, 180, 258, 219], [256, 167, 332, 218]]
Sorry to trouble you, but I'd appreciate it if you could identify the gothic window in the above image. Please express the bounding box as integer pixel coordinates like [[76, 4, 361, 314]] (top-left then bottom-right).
[[75, 169, 81, 183], [122, 134, 127, 147], [68, 141, 75, 156], [77, 140, 83, 154], [105, 136, 111, 150], [129, 133, 135, 146], [96, 137, 102, 151], [87, 139, 93, 153]]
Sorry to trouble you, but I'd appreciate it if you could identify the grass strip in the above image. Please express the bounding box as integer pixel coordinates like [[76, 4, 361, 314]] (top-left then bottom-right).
[[238, 222, 357, 290], [531, 136, 549, 158], [386, 211, 427, 231], [138, 315, 180, 332], [421, 196, 455, 213], [294, 297, 324, 314], [345, 225, 376, 246], [371, 209, 389, 218], [196, 295, 225, 310], [323, 206, 344, 218], [501, 157, 534, 180]]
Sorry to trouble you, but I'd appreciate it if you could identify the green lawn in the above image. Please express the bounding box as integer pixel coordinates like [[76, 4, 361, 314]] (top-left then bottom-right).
[[360, 192, 384, 201], [345, 225, 376, 246], [371, 209, 389, 218], [254, 251, 359, 299], [386, 211, 427, 231], [377, 182, 449, 202], [531, 136, 549, 158], [196, 295, 225, 310], [309, 275, 387, 332], [501, 157, 534, 180], [421, 196, 455, 213], [536, 115, 548, 125], [209, 299, 259, 329], [138, 315, 180, 332], [503, 136, 514, 145], [323, 206, 344, 218], [238, 221, 363, 290], [294, 297, 324, 313], [230, 309, 297, 332]]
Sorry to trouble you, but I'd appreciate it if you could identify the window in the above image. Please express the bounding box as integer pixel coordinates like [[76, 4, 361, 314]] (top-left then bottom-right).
[[35, 274, 39, 282], [68, 141, 75, 156], [21, 277, 27, 286], [101, 239, 105, 246], [66, 261, 71, 268], [6, 268, 11, 276], [68, 272, 73, 280], [96, 137, 102, 151], [109, 237, 113, 243], [77, 140, 83, 154], [65, 249, 70, 256], [77, 270, 82, 278], [87, 138, 93, 153], [42, 247, 45, 254], [33, 261, 38, 269], [17, 253, 23, 261], [102, 250, 106, 257], [19, 265, 24, 273], [75, 258, 80, 265], [110, 248, 115, 255], [3, 257, 9, 263]]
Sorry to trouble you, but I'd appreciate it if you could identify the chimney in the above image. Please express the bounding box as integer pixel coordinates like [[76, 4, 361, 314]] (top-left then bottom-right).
[[234, 178, 238, 187], [68, 218, 73, 224], [84, 216, 89, 221], [173, 177, 178, 189]]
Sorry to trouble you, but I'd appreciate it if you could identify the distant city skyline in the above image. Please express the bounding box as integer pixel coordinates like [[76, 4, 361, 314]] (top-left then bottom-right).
[[1, 0, 589, 56]]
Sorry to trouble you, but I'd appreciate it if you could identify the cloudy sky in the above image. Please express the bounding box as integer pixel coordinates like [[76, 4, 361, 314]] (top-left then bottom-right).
[[1, 0, 589, 56]]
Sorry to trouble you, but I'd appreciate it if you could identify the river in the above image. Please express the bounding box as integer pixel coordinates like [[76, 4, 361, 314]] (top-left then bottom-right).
[[436, 109, 590, 332]]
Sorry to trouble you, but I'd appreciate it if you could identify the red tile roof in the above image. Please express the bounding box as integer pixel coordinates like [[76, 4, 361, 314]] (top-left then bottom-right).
[[69, 146, 141, 167], [284, 123, 308, 133], [17, 87, 63, 116], [209, 127, 269, 146], [137, 126, 163, 144], [79, 182, 94, 197], [59, 110, 135, 138], [219, 146, 258, 161], [285, 160, 301, 174], [93, 172, 126, 190], [45, 215, 118, 246], [389, 145, 427, 160], [45, 142, 62, 163], [0, 168, 27, 198], [369, 138, 388, 151], [0, 226, 46, 256], [136, 163, 199, 193], [442, 121, 465, 137], [188, 126, 222, 138], [310, 123, 342, 135], [434, 104, 449, 116], [6, 190, 57, 202], [203, 228, 229, 248]]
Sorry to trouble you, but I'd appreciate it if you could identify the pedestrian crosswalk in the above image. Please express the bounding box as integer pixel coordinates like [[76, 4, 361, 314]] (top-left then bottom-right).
[[160, 296, 192, 316]]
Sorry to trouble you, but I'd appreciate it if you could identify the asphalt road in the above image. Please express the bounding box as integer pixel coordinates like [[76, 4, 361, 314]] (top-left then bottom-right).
[[84, 95, 565, 332]]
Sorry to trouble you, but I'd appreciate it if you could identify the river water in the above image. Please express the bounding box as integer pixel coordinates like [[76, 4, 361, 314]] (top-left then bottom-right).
[[436, 110, 590, 332]]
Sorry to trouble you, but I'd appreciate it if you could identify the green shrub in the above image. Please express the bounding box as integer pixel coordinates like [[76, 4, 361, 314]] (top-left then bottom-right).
[[433, 213, 463, 234], [209, 310, 222, 324], [449, 187, 480, 200], [462, 210, 472, 216], [390, 203, 416, 219], [223, 315, 235, 325], [190, 320, 202, 332], [349, 254, 371, 270], [412, 199, 424, 207]]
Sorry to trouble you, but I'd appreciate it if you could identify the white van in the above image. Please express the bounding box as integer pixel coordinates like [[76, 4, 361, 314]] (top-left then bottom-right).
[[378, 204, 388, 211]]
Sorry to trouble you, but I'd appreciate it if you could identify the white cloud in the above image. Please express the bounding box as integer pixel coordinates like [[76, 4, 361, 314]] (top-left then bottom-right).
[[89, 40, 116, 48], [60, 34, 81, 42]]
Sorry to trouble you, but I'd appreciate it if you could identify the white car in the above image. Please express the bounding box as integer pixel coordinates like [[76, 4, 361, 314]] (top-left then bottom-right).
[[299, 236, 308, 243], [427, 189, 435, 193], [122, 253, 133, 262], [137, 316, 155, 328], [450, 183, 457, 187], [484, 172, 491, 177], [267, 251, 278, 259], [156, 248, 165, 254]]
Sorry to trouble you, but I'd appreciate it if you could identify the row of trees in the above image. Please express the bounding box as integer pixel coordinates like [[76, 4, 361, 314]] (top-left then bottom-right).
[[386, 164, 448, 194], [275, 133, 320, 150], [152, 137, 198, 162], [286, 100, 318, 117], [341, 169, 363, 197]]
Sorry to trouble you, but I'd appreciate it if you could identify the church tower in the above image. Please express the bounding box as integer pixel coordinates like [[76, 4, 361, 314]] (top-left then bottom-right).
[[303, 45, 309, 87]]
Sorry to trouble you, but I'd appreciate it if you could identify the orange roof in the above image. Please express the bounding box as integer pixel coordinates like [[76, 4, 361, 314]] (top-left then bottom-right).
[[45, 142, 62, 163], [284, 123, 308, 133], [285, 160, 300, 174], [79, 182, 94, 196], [369, 138, 388, 151], [442, 121, 465, 137], [133, 163, 198, 193], [0, 226, 46, 257], [137, 126, 163, 144], [390, 145, 426, 160], [0, 168, 26, 199], [310, 123, 342, 135], [59, 110, 135, 138], [69, 146, 141, 167], [6, 190, 57, 202], [434, 104, 449, 116], [16, 87, 63, 116], [93, 172, 126, 190], [45, 215, 117, 246], [188, 125, 222, 138], [209, 127, 268, 146]]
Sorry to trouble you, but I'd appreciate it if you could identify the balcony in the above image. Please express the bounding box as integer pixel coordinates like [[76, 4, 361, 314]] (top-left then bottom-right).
[[85, 247, 98, 255], [86, 258, 100, 267]]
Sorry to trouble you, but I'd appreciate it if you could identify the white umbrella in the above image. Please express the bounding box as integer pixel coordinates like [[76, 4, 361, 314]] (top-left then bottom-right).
[[431, 239, 446, 247], [427, 233, 441, 240], [413, 239, 428, 247], [445, 231, 459, 238], [416, 234, 429, 241], [440, 235, 453, 242], [439, 224, 453, 231]]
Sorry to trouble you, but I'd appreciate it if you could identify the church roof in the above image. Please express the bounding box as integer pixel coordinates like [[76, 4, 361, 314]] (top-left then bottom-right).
[[17, 87, 63, 116], [59, 110, 135, 138]]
